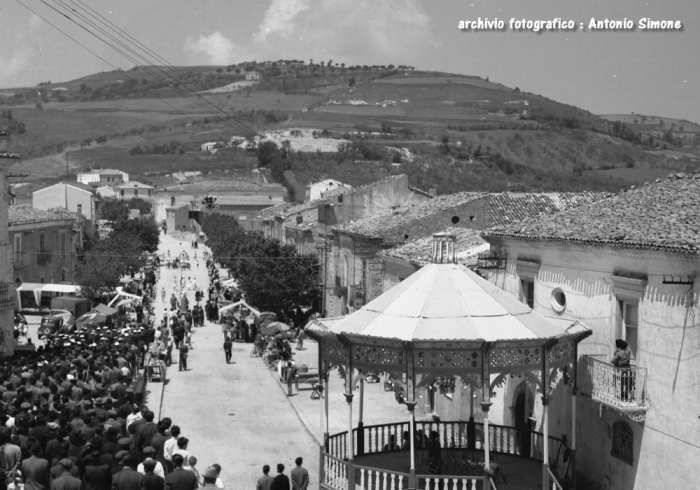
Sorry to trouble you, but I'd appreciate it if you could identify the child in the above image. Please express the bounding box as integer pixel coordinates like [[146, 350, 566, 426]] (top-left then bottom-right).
[[212, 464, 224, 489], [185, 456, 202, 485]]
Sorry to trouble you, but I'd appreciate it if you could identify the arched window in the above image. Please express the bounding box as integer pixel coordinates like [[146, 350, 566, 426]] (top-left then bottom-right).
[[611, 420, 634, 464]]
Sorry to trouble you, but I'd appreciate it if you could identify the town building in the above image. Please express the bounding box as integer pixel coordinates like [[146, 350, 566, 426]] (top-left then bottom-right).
[[199, 195, 284, 234], [9, 183, 41, 205], [115, 181, 154, 201], [263, 174, 434, 314], [328, 191, 608, 317], [200, 142, 218, 153], [77, 169, 129, 186], [165, 205, 191, 234], [0, 169, 17, 357], [153, 181, 287, 225], [479, 173, 700, 490], [10, 205, 77, 286], [305, 179, 351, 202], [245, 71, 261, 81], [33, 182, 99, 237]]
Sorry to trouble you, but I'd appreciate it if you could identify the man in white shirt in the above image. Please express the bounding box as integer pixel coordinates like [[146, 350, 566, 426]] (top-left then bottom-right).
[[163, 425, 180, 473]]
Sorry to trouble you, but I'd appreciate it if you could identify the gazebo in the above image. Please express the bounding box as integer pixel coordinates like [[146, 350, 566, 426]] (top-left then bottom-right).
[[309, 233, 590, 490]]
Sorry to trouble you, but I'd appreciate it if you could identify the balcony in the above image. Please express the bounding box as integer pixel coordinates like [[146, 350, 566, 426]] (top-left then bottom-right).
[[0, 284, 15, 311], [581, 355, 649, 421]]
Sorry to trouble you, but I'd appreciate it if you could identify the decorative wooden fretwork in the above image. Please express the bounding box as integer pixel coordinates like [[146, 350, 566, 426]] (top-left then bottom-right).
[[415, 349, 481, 370], [548, 341, 574, 364], [352, 345, 405, 368], [490, 347, 542, 369], [322, 338, 347, 366]]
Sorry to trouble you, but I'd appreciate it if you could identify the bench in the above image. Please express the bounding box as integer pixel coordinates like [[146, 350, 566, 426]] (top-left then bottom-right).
[[294, 371, 319, 391]]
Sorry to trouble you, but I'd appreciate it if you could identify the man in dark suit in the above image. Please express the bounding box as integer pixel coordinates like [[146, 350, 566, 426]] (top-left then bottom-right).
[[135, 411, 158, 453], [111, 455, 143, 490], [270, 464, 290, 490], [141, 460, 164, 490], [150, 422, 169, 473], [50, 460, 82, 490], [21, 443, 50, 490], [164, 455, 197, 490]]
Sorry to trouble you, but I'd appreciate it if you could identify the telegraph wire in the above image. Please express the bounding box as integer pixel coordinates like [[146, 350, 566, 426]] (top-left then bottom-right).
[[70, 0, 268, 135], [14, 0, 196, 121], [36, 0, 256, 137]]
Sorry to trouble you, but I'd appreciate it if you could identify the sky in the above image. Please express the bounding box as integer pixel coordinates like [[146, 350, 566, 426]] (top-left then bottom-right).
[[1, 0, 698, 122]]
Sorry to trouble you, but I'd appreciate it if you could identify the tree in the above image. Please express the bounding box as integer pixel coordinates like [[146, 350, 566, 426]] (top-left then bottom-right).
[[76, 232, 144, 301], [100, 198, 130, 221], [348, 77, 356, 87], [111, 216, 160, 253]]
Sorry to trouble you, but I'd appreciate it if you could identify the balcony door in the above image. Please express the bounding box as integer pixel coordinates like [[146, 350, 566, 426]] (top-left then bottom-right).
[[617, 299, 639, 362]]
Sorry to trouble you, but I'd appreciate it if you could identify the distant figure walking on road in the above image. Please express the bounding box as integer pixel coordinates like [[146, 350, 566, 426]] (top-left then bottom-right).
[[223, 337, 233, 364], [178, 343, 189, 371]]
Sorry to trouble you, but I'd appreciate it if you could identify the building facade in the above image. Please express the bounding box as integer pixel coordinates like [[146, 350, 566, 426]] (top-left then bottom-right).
[[77, 169, 129, 185], [480, 174, 700, 490], [115, 181, 154, 201], [305, 179, 351, 202], [0, 169, 17, 357], [10, 205, 77, 286], [33, 182, 99, 236]]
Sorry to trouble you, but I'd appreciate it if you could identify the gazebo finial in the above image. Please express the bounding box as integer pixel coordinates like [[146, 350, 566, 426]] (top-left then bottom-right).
[[431, 232, 457, 264]]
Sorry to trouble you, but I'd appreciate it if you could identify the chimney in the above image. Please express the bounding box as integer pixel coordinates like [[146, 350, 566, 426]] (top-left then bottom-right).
[[431, 232, 457, 264], [429, 188, 437, 197]]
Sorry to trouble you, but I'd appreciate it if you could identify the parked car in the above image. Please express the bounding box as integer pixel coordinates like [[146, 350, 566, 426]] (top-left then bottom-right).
[[37, 310, 75, 338]]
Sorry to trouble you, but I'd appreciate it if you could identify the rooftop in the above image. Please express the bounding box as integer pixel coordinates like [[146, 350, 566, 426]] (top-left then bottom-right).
[[489, 191, 611, 226], [211, 195, 284, 206], [79, 169, 127, 175], [334, 191, 486, 237], [483, 173, 700, 254], [380, 227, 488, 267], [159, 181, 285, 194], [9, 205, 75, 226], [116, 181, 154, 189]]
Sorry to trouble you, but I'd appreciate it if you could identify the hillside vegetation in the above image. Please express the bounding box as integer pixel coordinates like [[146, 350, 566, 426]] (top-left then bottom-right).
[[2, 61, 699, 195]]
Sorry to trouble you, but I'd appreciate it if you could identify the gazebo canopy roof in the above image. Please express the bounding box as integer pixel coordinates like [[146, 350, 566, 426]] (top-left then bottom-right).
[[328, 263, 575, 343]]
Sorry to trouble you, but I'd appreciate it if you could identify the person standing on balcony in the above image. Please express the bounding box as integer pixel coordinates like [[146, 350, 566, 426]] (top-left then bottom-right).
[[612, 339, 632, 401], [427, 431, 442, 475]]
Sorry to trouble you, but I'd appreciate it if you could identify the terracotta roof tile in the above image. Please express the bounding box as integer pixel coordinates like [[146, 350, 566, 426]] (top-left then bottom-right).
[[334, 192, 486, 237], [489, 192, 611, 226], [9, 205, 74, 226], [483, 173, 700, 254]]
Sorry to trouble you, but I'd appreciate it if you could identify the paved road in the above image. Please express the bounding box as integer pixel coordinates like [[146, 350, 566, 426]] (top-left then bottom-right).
[[153, 231, 321, 489]]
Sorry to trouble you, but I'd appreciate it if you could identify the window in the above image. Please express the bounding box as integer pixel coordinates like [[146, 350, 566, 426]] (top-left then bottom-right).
[[120, 190, 125, 197], [61, 269, 67, 282], [171, 197, 176, 207], [516, 260, 540, 309], [60, 233, 66, 256], [610, 274, 645, 363], [40, 234, 46, 254], [618, 300, 639, 361], [77, 204, 82, 215], [551, 288, 567, 313], [13, 235, 21, 265], [134, 189, 139, 197], [337, 195, 343, 204], [521, 279, 534, 309], [611, 421, 634, 464]]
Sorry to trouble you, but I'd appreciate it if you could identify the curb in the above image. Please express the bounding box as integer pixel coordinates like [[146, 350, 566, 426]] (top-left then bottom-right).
[[267, 359, 323, 446]]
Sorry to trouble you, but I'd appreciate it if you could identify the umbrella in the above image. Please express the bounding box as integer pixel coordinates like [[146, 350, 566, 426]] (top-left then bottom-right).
[[261, 322, 291, 336], [76, 312, 108, 327]]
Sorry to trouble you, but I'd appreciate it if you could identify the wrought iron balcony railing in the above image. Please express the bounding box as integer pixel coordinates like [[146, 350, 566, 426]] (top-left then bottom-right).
[[0, 284, 16, 311], [581, 355, 649, 419]]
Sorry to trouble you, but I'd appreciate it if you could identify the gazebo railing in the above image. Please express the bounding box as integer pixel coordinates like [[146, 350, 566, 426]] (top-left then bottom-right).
[[350, 420, 533, 458], [328, 430, 349, 460], [417, 474, 486, 490], [356, 463, 409, 490], [322, 453, 349, 490], [530, 431, 565, 465]]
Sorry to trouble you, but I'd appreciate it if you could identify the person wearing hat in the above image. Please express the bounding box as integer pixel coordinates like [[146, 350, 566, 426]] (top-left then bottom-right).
[[50, 459, 81, 490], [200, 467, 218, 490], [111, 454, 143, 490], [137, 448, 164, 478]]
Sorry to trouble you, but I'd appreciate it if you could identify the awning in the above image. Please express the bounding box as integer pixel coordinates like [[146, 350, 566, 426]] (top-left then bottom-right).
[[92, 303, 118, 317], [219, 300, 260, 317], [108, 291, 143, 307], [40, 284, 80, 295]]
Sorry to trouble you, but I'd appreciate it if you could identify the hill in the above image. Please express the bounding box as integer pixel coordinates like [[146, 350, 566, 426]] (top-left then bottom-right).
[[2, 62, 699, 195]]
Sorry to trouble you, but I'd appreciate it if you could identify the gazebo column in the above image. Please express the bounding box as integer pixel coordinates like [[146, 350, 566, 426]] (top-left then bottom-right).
[[344, 341, 356, 490], [406, 347, 417, 490], [541, 395, 551, 490], [357, 373, 365, 456], [570, 386, 578, 490], [481, 344, 492, 490]]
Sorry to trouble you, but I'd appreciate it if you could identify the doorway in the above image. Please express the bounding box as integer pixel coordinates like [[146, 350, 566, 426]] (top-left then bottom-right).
[[513, 381, 534, 456]]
